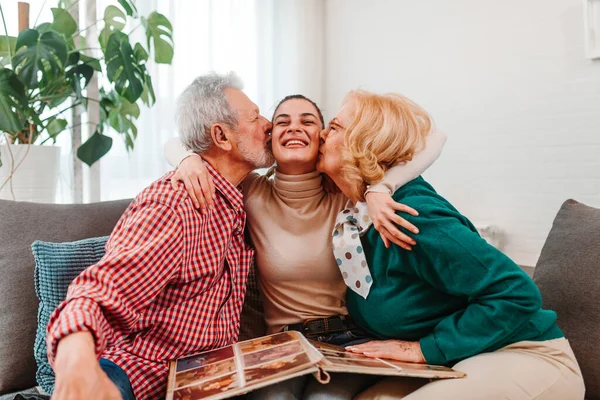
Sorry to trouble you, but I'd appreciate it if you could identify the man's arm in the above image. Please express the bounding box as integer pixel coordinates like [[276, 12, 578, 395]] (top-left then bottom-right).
[[47, 200, 183, 396]]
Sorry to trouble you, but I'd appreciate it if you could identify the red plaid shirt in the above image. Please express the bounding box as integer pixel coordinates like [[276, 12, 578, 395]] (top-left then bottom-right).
[[47, 163, 254, 399]]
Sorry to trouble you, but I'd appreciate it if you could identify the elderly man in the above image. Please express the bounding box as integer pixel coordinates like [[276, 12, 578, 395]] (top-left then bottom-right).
[[47, 72, 274, 400]]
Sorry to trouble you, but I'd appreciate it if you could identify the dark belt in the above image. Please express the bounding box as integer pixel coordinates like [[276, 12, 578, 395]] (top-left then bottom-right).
[[283, 315, 358, 337]]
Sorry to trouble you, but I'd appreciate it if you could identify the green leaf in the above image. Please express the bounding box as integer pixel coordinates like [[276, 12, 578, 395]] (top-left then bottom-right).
[[50, 8, 78, 38], [104, 5, 126, 31], [0, 36, 16, 68], [134, 43, 148, 62], [99, 5, 127, 50], [124, 130, 135, 150], [0, 68, 28, 134], [140, 74, 155, 106], [35, 23, 52, 34], [77, 130, 113, 166], [105, 31, 145, 102], [144, 12, 174, 64], [118, 0, 138, 17], [46, 117, 68, 140], [99, 27, 110, 50], [108, 97, 140, 135], [66, 63, 94, 98], [0, 36, 17, 58], [12, 29, 68, 88], [80, 54, 101, 71], [37, 75, 73, 108], [67, 51, 80, 66]]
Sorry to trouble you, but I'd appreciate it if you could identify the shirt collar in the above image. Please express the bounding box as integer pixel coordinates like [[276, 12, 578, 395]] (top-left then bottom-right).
[[204, 160, 244, 212]]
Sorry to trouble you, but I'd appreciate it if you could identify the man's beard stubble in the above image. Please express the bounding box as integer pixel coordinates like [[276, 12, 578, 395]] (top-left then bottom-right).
[[238, 136, 275, 169]]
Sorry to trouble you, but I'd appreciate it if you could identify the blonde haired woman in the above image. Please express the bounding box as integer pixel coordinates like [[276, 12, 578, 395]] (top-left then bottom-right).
[[317, 90, 585, 399]]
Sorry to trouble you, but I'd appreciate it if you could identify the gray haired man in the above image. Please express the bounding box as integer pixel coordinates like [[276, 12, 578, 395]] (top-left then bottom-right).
[[48, 72, 273, 400]]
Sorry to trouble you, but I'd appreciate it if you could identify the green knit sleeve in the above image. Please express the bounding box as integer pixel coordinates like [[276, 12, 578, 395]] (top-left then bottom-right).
[[395, 202, 543, 365]]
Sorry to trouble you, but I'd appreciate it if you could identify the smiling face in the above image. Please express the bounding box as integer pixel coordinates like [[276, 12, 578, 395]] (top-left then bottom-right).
[[271, 98, 324, 175]]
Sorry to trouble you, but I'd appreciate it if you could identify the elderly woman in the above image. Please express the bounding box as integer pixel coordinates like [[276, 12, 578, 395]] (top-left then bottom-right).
[[316, 90, 585, 400]]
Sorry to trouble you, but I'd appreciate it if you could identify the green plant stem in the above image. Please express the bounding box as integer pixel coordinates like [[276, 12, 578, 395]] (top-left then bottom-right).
[[66, 0, 81, 13], [128, 23, 142, 35], [31, 94, 72, 103], [0, 3, 11, 60], [69, 47, 103, 54], [39, 121, 96, 145], [74, 19, 103, 37], [33, 0, 48, 27], [40, 102, 82, 122]]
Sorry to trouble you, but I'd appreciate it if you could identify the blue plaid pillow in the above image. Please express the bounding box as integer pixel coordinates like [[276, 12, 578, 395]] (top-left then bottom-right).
[[31, 236, 108, 394]]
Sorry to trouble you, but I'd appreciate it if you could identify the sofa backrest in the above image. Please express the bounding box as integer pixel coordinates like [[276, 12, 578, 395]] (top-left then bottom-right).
[[533, 199, 600, 400], [0, 199, 132, 395]]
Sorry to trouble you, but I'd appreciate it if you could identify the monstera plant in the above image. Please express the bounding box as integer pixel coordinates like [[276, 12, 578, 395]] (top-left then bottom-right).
[[0, 0, 174, 166]]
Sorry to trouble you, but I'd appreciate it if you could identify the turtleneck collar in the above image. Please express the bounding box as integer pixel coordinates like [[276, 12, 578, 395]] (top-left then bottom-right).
[[272, 169, 323, 200]]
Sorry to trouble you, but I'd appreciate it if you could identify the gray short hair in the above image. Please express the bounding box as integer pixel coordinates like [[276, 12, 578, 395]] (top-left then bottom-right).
[[175, 72, 244, 153]]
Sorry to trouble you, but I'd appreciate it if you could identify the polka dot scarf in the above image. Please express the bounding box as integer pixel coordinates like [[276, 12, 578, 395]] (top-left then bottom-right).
[[332, 201, 373, 299]]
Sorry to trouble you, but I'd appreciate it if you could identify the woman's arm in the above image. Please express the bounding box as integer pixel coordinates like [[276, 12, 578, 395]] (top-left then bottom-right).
[[164, 137, 196, 168], [350, 203, 543, 365], [165, 137, 262, 211], [363, 131, 446, 249], [368, 130, 447, 194], [410, 205, 541, 365], [164, 137, 215, 213]]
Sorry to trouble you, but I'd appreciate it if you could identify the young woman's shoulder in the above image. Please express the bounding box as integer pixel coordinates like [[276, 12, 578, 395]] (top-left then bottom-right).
[[242, 170, 274, 197]]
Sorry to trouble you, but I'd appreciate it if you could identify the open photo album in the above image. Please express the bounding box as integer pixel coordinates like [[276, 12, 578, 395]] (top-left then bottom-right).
[[166, 331, 466, 400]]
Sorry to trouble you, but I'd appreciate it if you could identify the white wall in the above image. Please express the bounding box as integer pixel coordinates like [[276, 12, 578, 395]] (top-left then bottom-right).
[[324, 0, 600, 267]]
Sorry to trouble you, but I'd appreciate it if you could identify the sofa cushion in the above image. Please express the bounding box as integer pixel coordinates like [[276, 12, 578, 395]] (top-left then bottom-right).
[[32, 236, 109, 394], [238, 260, 266, 341], [533, 199, 600, 400], [0, 199, 131, 395]]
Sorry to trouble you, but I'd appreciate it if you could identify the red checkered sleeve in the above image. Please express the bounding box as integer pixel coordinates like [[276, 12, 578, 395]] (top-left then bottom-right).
[[47, 200, 183, 366]]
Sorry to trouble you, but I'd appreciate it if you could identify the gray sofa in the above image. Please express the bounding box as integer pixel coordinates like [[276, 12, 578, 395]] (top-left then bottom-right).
[[0, 198, 597, 399]]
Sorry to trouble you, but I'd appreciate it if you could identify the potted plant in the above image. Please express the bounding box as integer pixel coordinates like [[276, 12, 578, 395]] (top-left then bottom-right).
[[0, 0, 174, 202]]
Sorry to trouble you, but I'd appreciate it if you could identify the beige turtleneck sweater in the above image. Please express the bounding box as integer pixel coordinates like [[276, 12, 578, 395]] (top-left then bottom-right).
[[243, 170, 348, 333], [164, 130, 446, 333]]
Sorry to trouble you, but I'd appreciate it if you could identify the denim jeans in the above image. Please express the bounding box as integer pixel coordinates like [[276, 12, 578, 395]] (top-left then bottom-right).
[[99, 358, 135, 400], [247, 329, 378, 400]]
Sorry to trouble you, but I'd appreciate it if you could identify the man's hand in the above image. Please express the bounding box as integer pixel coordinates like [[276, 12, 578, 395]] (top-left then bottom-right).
[[52, 332, 122, 400], [346, 340, 426, 363]]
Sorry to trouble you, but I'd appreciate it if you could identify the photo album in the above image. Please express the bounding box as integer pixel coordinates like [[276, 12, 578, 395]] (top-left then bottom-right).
[[166, 331, 465, 400]]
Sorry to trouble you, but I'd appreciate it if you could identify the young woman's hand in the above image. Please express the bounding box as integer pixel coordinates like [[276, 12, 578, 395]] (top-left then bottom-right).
[[346, 340, 425, 363], [365, 192, 419, 250], [170, 155, 216, 214]]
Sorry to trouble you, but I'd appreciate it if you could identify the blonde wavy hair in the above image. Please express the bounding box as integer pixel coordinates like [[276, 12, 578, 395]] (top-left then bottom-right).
[[340, 90, 433, 201]]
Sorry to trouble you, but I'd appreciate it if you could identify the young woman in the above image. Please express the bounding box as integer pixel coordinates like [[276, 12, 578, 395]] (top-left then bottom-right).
[[164, 94, 446, 399], [317, 90, 585, 400]]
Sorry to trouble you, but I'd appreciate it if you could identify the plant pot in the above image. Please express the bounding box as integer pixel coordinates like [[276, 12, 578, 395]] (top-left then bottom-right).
[[0, 144, 61, 203]]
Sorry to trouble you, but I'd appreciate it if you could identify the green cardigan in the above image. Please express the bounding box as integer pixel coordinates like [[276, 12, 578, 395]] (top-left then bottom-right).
[[347, 177, 562, 366]]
